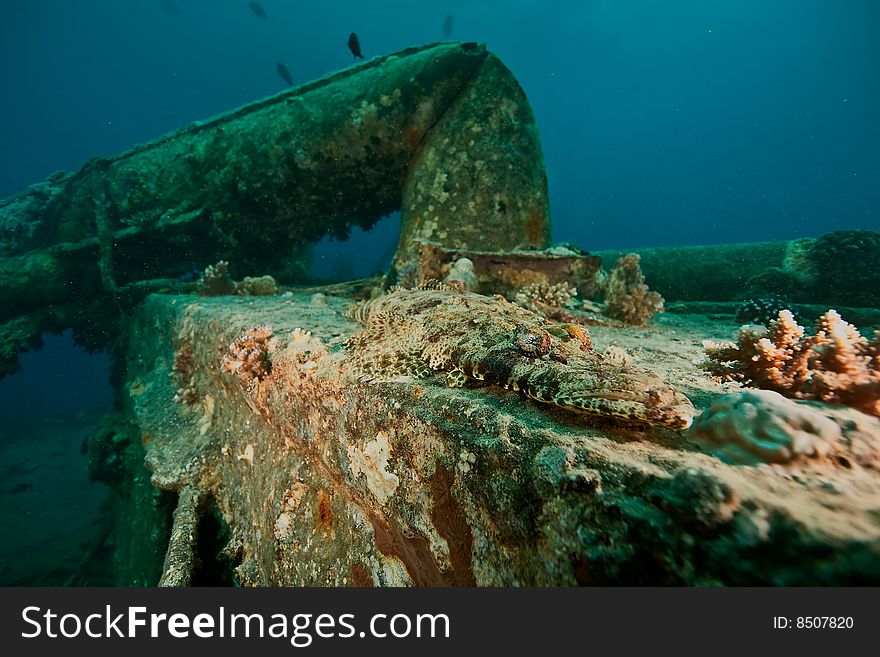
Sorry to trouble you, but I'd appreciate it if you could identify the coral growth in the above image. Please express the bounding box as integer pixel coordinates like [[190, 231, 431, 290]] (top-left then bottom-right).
[[688, 390, 880, 467], [602, 254, 664, 326], [236, 275, 280, 296], [752, 229, 880, 307], [703, 309, 880, 416], [198, 261, 280, 297], [221, 325, 274, 384], [515, 281, 577, 311], [442, 257, 478, 292], [199, 261, 236, 296], [513, 281, 588, 325]]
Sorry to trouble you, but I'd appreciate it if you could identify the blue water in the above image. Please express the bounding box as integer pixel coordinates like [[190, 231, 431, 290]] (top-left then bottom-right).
[[1, 0, 878, 258]]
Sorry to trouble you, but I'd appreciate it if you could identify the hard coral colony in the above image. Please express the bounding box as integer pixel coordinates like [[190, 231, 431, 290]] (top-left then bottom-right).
[[601, 254, 664, 326], [221, 325, 274, 385], [704, 309, 880, 417]]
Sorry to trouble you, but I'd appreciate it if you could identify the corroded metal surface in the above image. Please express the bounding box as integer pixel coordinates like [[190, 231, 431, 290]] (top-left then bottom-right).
[[112, 293, 880, 585], [0, 42, 549, 376], [158, 485, 205, 587]]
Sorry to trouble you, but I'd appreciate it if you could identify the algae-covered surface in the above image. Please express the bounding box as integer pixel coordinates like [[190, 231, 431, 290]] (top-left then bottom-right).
[[100, 292, 880, 586]]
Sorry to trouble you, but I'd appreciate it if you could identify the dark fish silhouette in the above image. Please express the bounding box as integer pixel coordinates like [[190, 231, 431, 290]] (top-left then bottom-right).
[[175, 268, 201, 283], [442, 15, 454, 38], [248, 1, 266, 18], [276, 62, 293, 86], [9, 482, 32, 494], [161, 0, 182, 15], [347, 32, 364, 60]]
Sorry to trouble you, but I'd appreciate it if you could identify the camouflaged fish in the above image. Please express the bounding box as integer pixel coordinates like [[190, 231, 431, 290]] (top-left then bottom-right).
[[346, 286, 696, 430]]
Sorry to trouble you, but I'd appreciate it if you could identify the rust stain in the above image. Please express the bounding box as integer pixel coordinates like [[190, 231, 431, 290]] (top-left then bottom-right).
[[367, 461, 475, 587], [429, 463, 476, 586], [317, 490, 333, 532], [523, 210, 547, 247], [404, 127, 424, 152], [350, 563, 374, 587], [369, 513, 447, 586]]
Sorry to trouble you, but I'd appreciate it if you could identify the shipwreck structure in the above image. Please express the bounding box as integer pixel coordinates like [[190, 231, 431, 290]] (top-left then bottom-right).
[[2, 43, 879, 586]]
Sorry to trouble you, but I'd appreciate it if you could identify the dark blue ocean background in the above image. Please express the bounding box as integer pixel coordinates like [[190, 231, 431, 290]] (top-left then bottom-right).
[[0, 0, 878, 584], [3, 0, 879, 262]]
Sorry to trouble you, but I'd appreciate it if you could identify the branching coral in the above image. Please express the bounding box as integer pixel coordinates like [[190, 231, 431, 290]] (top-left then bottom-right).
[[515, 281, 577, 311], [221, 325, 274, 384], [513, 281, 585, 325], [703, 309, 880, 416], [602, 254, 664, 326], [199, 260, 235, 296]]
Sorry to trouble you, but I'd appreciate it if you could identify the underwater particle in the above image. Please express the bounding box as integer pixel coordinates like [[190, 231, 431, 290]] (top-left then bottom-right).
[[347, 32, 364, 60], [346, 287, 695, 429], [221, 325, 274, 384], [735, 297, 798, 326]]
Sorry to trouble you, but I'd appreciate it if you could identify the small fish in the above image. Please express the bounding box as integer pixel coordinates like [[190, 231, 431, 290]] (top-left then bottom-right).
[[248, 1, 266, 18], [276, 62, 293, 86], [161, 0, 182, 15], [347, 32, 364, 60], [80, 435, 89, 454], [9, 482, 32, 495], [442, 14, 454, 39]]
